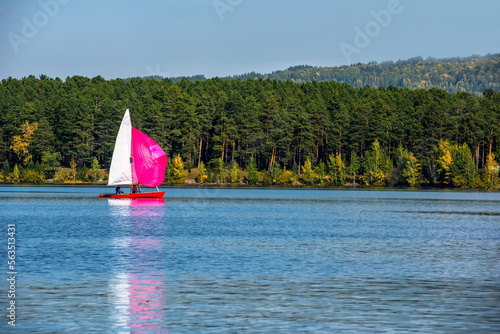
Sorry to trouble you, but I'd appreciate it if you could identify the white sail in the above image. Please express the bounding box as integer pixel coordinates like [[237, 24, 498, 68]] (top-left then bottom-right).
[[108, 109, 133, 185]]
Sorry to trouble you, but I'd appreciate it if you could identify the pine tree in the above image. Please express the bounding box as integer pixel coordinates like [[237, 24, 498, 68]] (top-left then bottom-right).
[[229, 160, 241, 184], [395, 145, 421, 187], [363, 139, 391, 186], [349, 152, 360, 185], [88, 157, 101, 182], [245, 157, 259, 185], [217, 158, 226, 183], [450, 143, 478, 187], [328, 153, 347, 185]]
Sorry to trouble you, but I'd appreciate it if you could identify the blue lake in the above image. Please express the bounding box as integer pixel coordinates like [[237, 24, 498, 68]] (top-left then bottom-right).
[[1, 186, 499, 333]]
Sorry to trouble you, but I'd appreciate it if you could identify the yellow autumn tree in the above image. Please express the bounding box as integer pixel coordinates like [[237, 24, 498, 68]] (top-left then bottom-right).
[[435, 140, 457, 184], [301, 158, 317, 184], [170, 154, 187, 183], [196, 161, 208, 184], [229, 160, 241, 184], [11, 121, 38, 165], [483, 153, 499, 189]]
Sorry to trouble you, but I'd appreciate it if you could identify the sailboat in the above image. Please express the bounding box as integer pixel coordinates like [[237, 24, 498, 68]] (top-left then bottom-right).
[[98, 109, 168, 198]]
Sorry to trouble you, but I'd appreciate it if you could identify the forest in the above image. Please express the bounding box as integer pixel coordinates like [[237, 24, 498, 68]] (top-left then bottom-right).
[[1, 72, 499, 188], [146, 54, 500, 95]]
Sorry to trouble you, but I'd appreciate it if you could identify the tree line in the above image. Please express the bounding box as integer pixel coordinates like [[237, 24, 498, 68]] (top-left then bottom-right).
[[137, 54, 500, 95], [0, 74, 499, 188]]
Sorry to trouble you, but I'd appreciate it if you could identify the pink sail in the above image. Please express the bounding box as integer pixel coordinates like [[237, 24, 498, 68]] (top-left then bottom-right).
[[131, 127, 168, 187]]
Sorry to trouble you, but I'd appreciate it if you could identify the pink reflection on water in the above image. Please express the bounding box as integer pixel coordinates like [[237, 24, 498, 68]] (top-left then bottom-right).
[[109, 203, 169, 333], [108, 198, 166, 217], [126, 236, 168, 333]]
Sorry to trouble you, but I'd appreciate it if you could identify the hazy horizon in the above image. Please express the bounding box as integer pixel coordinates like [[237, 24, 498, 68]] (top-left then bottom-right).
[[1, 0, 499, 80]]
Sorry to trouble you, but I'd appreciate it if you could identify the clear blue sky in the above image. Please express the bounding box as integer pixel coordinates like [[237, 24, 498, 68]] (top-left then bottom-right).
[[1, 0, 499, 79]]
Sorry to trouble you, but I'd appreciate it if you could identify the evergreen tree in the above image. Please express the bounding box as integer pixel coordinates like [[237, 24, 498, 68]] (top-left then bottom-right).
[[363, 139, 392, 186], [88, 157, 101, 182], [328, 153, 347, 186], [245, 157, 259, 185], [216, 158, 226, 183], [450, 143, 478, 187], [349, 152, 360, 185], [395, 145, 421, 187], [229, 160, 241, 184]]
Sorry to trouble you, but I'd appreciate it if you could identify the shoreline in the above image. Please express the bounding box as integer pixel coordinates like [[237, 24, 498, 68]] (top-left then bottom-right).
[[1, 182, 498, 191]]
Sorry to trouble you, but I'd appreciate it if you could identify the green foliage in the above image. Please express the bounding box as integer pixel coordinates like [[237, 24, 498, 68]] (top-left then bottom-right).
[[170, 154, 187, 183], [394, 145, 421, 187], [76, 167, 89, 182], [69, 157, 77, 181], [11, 121, 38, 165], [245, 157, 259, 185], [137, 55, 500, 94], [41, 150, 61, 168], [12, 165, 20, 183], [301, 159, 317, 184], [363, 140, 392, 186], [450, 143, 479, 187], [196, 161, 208, 184], [21, 169, 45, 183], [482, 153, 499, 188], [215, 158, 226, 183], [0, 65, 498, 188], [349, 152, 360, 185], [277, 168, 296, 185], [328, 154, 347, 186], [87, 157, 101, 182], [229, 160, 241, 184], [54, 169, 73, 183], [230, 54, 500, 94], [2, 160, 11, 174], [435, 140, 456, 184]]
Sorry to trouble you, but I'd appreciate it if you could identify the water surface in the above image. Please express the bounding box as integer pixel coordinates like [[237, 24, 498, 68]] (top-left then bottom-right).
[[0, 186, 499, 333]]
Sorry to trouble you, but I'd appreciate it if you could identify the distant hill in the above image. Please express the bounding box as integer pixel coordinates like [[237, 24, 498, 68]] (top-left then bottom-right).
[[133, 54, 499, 94]]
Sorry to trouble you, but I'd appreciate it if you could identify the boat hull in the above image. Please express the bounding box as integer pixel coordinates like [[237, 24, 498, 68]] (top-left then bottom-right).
[[98, 192, 165, 199]]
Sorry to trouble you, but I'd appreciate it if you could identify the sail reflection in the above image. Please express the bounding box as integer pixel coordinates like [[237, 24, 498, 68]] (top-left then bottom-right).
[[108, 198, 166, 217], [109, 200, 169, 333]]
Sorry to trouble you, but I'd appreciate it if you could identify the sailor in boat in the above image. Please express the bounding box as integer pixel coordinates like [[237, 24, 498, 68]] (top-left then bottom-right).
[[131, 184, 141, 194], [116, 185, 123, 195]]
